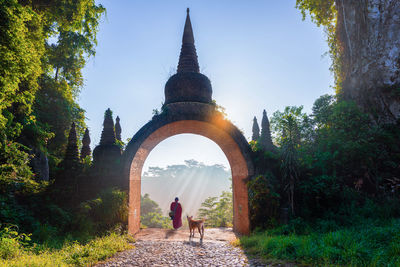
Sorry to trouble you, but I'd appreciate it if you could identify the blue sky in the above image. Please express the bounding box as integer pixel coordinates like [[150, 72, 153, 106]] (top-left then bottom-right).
[[80, 0, 333, 170]]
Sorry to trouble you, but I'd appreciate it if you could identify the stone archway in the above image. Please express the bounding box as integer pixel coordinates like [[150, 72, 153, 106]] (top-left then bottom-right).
[[122, 9, 254, 236], [122, 103, 254, 235]]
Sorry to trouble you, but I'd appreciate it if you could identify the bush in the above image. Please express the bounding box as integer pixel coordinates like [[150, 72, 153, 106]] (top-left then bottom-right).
[[78, 188, 128, 234], [247, 173, 280, 229], [140, 194, 171, 229], [0, 226, 31, 260]]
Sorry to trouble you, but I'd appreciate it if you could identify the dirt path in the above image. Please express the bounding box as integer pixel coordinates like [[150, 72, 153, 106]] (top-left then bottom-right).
[[134, 227, 238, 242]]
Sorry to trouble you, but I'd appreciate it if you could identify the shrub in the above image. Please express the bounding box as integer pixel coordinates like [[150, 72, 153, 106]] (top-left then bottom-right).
[[78, 188, 128, 234]]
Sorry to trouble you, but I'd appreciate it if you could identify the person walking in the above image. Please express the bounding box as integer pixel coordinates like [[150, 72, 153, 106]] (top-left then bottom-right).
[[169, 197, 182, 229]]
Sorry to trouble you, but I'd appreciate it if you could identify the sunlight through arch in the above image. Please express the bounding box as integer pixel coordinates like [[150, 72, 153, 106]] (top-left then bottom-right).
[[141, 134, 231, 219]]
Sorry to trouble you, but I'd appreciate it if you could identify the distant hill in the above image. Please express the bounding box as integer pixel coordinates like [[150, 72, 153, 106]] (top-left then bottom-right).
[[141, 159, 231, 217]]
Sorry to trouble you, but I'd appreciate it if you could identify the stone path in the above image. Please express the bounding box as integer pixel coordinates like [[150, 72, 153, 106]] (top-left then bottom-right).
[[96, 228, 291, 266], [98, 240, 259, 266]]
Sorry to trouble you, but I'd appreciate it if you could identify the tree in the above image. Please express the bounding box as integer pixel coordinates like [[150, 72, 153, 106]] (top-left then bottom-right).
[[0, 0, 44, 137], [271, 106, 309, 215], [198, 191, 233, 227], [296, 0, 400, 123], [140, 194, 170, 228], [0, 0, 105, 183]]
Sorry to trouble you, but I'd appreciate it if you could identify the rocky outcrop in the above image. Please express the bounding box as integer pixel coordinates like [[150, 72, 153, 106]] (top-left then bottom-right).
[[30, 147, 49, 181], [336, 0, 400, 123]]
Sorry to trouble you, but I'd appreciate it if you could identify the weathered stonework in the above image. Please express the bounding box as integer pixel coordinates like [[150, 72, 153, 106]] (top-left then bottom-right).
[[123, 103, 254, 235], [115, 116, 122, 142], [252, 116, 260, 141], [92, 109, 122, 189], [63, 122, 79, 168], [164, 8, 212, 105], [93, 108, 121, 166], [259, 110, 275, 152], [80, 128, 91, 160], [122, 9, 254, 236]]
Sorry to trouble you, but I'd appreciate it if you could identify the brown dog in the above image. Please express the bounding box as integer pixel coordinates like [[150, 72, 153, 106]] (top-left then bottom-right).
[[187, 216, 205, 240]]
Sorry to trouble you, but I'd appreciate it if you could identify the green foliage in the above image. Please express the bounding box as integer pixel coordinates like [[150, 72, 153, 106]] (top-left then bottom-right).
[[0, 231, 133, 266], [198, 191, 233, 227], [251, 95, 400, 231], [79, 188, 128, 234], [0, 0, 44, 134], [33, 77, 86, 160], [0, 2, 132, 265], [295, 0, 335, 27], [141, 212, 171, 229], [295, 1, 343, 93], [0, 1, 106, 258], [211, 99, 228, 118], [0, 141, 39, 193], [0, 0, 105, 188], [0, 226, 31, 260], [140, 194, 171, 228], [240, 218, 400, 266], [248, 174, 280, 229], [270, 105, 310, 145]]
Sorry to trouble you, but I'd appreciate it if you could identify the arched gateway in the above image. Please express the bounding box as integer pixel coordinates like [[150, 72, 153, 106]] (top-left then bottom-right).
[[122, 9, 254, 235]]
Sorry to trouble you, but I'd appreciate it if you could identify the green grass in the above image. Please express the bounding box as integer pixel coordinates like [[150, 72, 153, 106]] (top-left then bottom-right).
[[0, 231, 134, 267], [240, 219, 400, 266]]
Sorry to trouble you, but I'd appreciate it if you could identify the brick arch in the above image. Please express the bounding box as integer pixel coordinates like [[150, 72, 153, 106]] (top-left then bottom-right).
[[123, 103, 254, 235]]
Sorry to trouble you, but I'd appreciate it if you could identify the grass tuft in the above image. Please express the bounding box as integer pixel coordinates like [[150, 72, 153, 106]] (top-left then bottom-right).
[[0, 232, 133, 267], [241, 219, 400, 266]]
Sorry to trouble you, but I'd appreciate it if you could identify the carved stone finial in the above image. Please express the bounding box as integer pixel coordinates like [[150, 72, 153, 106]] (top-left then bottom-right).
[[115, 116, 122, 141], [177, 8, 199, 73]]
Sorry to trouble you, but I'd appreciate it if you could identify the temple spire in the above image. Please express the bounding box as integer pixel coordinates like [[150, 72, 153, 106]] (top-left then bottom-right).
[[260, 110, 274, 151], [177, 8, 200, 73], [115, 116, 122, 141], [80, 128, 91, 160], [64, 122, 79, 165], [252, 116, 260, 141], [100, 108, 116, 145]]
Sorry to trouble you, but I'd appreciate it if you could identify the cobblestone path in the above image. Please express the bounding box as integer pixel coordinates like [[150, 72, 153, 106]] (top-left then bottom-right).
[[97, 240, 268, 267], [96, 229, 291, 266]]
